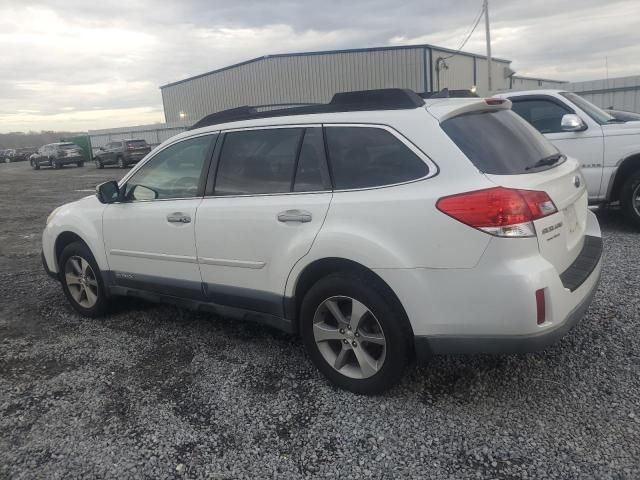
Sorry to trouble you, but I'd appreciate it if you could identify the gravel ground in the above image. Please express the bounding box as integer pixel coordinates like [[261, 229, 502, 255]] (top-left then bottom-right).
[[0, 160, 639, 479]]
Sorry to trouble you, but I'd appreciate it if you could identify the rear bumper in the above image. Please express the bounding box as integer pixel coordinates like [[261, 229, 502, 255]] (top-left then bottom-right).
[[372, 210, 603, 364], [413, 263, 601, 362]]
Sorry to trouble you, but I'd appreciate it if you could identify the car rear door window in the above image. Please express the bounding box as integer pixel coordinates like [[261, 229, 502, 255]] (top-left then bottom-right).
[[510, 99, 571, 133], [215, 128, 303, 195], [325, 126, 428, 190], [441, 109, 561, 174], [293, 128, 331, 192]]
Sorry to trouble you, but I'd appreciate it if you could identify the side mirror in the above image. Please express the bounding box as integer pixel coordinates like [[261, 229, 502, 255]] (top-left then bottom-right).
[[96, 181, 120, 204], [561, 114, 587, 132]]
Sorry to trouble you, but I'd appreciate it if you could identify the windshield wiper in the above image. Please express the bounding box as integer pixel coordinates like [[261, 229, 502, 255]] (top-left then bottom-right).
[[525, 153, 564, 171]]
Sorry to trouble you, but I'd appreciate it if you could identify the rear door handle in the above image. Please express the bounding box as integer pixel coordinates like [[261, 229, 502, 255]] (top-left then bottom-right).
[[167, 212, 191, 224], [277, 209, 312, 223]]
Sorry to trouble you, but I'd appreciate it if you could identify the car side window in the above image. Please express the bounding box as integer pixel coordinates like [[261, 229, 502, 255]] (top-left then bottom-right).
[[293, 128, 331, 192], [510, 99, 571, 134], [214, 128, 303, 195], [124, 135, 214, 201], [325, 126, 428, 189]]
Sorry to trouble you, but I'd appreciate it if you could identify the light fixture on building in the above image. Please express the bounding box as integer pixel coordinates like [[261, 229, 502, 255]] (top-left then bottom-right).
[[470, 85, 477, 94], [179, 111, 186, 119]]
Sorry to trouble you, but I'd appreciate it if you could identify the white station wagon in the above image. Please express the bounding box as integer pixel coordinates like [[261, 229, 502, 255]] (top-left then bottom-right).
[[42, 89, 603, 394]]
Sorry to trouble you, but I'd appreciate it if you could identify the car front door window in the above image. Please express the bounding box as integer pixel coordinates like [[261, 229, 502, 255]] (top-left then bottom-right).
[[125, 135, 214, 201], [510, 99, 572, 134]]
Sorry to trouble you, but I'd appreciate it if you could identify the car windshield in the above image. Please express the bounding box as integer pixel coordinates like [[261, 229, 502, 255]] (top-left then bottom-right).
[[441, 109, 562, 175], [559, 92, 615, 124], [59, 144, 77, 150]]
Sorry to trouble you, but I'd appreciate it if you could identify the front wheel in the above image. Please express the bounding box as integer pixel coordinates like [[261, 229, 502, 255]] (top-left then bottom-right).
[[51, 158, 59, 169], [621, 170, 640, 228], [59, 241, 109, 317], [31, 159, 40, 170], [300, 272, 411, 394], [95, 158, 104, 169], [117, 157, 126, 169]]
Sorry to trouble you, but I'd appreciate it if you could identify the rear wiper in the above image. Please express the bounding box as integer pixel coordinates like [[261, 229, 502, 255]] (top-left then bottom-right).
[[525, 153, 564, 171]]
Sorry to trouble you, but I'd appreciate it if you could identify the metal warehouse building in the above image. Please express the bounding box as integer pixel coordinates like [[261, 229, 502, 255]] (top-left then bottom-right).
[[160, 45, 514, 124]]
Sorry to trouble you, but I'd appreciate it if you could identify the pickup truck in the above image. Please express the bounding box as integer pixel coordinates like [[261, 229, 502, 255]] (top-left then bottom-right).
[[495, 90, 640, 227]]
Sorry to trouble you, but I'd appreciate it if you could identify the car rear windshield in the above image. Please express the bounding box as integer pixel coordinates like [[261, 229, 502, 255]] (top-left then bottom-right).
[[126, 140, 148, 148], [441, 109, 562, 175]]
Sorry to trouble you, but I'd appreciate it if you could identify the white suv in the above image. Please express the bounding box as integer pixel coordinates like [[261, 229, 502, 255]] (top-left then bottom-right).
[[42, 89, 603, 394]]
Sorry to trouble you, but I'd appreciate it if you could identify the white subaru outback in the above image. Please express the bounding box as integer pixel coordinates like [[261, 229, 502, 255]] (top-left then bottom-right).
[[42, 89, 603, 394]]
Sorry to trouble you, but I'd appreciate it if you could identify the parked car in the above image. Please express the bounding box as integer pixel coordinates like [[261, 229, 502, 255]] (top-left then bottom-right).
[[94, 139, 151, 169], [0, 149, 14, 162], [42, 89, 602, 394], [495, 90, 640, 226], [30, 143, 85, 170], [605, 109, 640, 122]]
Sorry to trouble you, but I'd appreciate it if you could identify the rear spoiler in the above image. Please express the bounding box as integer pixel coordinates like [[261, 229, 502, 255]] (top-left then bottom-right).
[[426, 98, 512, 122]]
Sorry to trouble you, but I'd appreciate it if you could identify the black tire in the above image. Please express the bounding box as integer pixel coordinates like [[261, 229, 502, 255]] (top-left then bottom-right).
[[95, 158, 104, 169], [621, 170, 640, 228], [31, 159, 40, 170], [58, 241, 109, 317], [77, 161, 84, 167], [300, 272, 412, 394], [51, 158, 59, 169], [117, 156, 126, 169]]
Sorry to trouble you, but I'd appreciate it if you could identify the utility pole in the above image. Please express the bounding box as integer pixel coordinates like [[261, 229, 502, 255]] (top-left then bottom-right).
[[484, 0, 492, 93]]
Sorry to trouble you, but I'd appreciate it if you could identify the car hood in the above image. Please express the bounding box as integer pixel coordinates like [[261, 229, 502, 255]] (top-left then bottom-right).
[[602, 121, 640, 137]]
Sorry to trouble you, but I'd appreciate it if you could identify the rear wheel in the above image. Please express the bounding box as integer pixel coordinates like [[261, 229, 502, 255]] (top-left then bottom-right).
[[300, 272, 411, 394], [59, 241, 109, 317], [117, 156, 126, 169], [621, 170, 640, 228], [31, 159, 40, 170]]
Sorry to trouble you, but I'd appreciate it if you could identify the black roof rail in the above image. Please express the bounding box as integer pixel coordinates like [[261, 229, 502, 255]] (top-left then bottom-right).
[[188, 88, 426, 130]]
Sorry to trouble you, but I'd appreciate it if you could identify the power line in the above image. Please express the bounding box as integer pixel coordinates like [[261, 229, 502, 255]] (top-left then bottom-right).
[[442, 2, 485, 60]]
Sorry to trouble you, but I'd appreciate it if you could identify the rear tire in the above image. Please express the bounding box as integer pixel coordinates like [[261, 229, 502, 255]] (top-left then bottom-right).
[[621, 170, 640, 228], [58, 241, 109, 317], [300, 272, 411, 394]]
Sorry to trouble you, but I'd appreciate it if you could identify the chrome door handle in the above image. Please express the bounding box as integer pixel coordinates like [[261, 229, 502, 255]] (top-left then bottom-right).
[[277, 209, 312, 223], [167, 212, 191, 224]]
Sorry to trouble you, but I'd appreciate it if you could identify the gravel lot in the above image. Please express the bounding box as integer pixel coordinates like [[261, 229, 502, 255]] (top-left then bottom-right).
[[1, 160, 639, 479]]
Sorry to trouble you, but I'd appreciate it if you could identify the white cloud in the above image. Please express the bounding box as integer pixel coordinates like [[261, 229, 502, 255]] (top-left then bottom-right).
[[0, 0, 638, 132]]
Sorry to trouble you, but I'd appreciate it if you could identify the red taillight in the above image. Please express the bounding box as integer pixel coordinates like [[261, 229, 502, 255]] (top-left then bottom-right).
[[436, 187, 557, 237], [535, 288, 546, 325], [485, 98, 506, 105]]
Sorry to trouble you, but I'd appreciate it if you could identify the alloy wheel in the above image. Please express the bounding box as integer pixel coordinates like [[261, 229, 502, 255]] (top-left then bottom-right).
[[64, 256, 99, 308], [633, 183, 640, 218], [312, 295, 386, 379]]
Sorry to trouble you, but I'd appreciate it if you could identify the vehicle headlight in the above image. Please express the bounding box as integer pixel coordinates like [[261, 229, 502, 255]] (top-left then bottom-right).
[[46, 207, 61, 225]]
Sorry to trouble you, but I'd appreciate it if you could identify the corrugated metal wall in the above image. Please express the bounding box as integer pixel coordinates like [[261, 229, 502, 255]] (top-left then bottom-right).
[[161, 46, 512, 123], [565, 75, 640, 113], [504, 76, 567, 91]]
